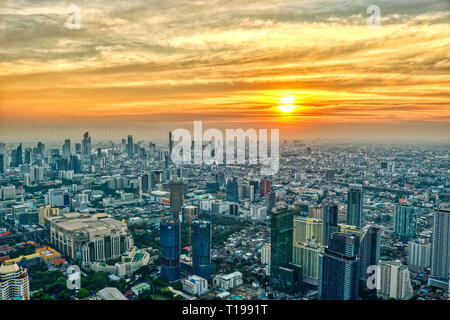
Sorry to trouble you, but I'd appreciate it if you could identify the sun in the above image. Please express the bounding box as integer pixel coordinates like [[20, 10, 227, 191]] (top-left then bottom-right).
[[277, 96, 296, 112], [277, 104, 296, 113]]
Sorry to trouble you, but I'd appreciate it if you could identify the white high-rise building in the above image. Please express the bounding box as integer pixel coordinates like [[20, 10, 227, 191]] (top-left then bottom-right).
[[407, 239, 432, 272], [261, 245, 271, 265], [0, 262, 30, 300], [378, 260, 413, 300]]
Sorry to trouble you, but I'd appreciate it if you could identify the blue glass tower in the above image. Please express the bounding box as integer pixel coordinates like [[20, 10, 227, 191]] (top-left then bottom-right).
[[191, 219, 215, 278], [321, 232, 360, 300], [160, 218, 181, 281]]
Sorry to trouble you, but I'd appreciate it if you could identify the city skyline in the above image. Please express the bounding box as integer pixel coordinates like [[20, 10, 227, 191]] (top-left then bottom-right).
[[1, 0, 449, 142]]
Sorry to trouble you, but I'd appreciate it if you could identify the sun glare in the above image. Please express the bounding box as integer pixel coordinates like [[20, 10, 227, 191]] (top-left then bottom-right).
[[280, 96, 295, 104], [277, 96, 296, 112], [277, 104, 296, 113]]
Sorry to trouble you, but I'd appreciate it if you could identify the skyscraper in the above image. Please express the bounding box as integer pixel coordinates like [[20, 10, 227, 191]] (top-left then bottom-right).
[[169, 179, 184, 219], [322, 203, 339, 246], [267, 191, 276, 213], [63, 139, 71, 158], [226, 179, 238, 203], [429, 208, 450, 290], [191, 220, 215, 278], [127, 135, 134, 157], [82, 132, 91, 156], [160, 218, 181, 281], [10, 143, 23, 167], [359, 226, 381, 280], [0, 154, 4, 174], [321, 232, 360, 300], [0, 262, 30, 300], [408, 238, 432, 273], [169, 131, 173, 157], [393, 205, 416, 239], [259, 179, 271, 197], [270, 207, 302, 294], [378, 261, 413, 300], [347, 184, 363, 228]]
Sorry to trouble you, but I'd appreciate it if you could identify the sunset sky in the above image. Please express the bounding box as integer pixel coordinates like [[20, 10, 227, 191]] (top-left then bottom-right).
[[0, 0, 449, 143]]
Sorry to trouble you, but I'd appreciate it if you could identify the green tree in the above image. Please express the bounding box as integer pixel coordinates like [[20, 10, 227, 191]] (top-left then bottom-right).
[[77, 288, 90, 299]]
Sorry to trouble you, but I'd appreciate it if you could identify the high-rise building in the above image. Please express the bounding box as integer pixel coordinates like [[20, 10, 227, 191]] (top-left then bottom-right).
[[226, 179, 238, 203], [140, 173, 150, 192], [408, 239, 432, 273], [261, 245, 271, 265], [321, 233, 360, 300], [169, 180, 184, 219], [127, 135, 134, 157], [0, 154, 4, 174], [10, 143, 23, 167], [394, 205, 416, 239], [169, 131, 173, 157], [24, 148, 31, 164], [428, 208, 450, 290], [347, 184, 363, 228], [293, 241, 323, 288], [38, 205, 59, 227], [294, 217, 323, 245], [270, 207, 302, 294], [47, 188, 71, 207], [191, 220, 215, 278], [308, 204, 324, 220], [0, 262, 30, 300], [63, 139, 71, 158], [82, 132, 91, 156], [267, 191, 276, 213], [160, 219, 181, 281], [322, 203, 339, 246], [259, 179, 271, 197], [359, 226, 381, 280], [378, 261, 413, 300]]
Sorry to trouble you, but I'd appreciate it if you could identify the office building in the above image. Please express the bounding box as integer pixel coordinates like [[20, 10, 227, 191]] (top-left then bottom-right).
[[359, 226, 381, 280], [127, 135, 134, 157], [82, 132, 91, 156], [63, 139, 71, 158], [321, 233, 360, 300], [160, 218, 181, 281], [169, 180, 184, 219], [191, 220, 215, 278], [347, 184, 363, 228], [270, 207, 302, 294], [323, 203, 340, 246], [226, 179, 239, 203], [259, 179, 271, 197]]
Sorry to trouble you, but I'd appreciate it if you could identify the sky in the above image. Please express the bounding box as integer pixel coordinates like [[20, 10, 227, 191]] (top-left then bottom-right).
[[0, 0, 449, 143]]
